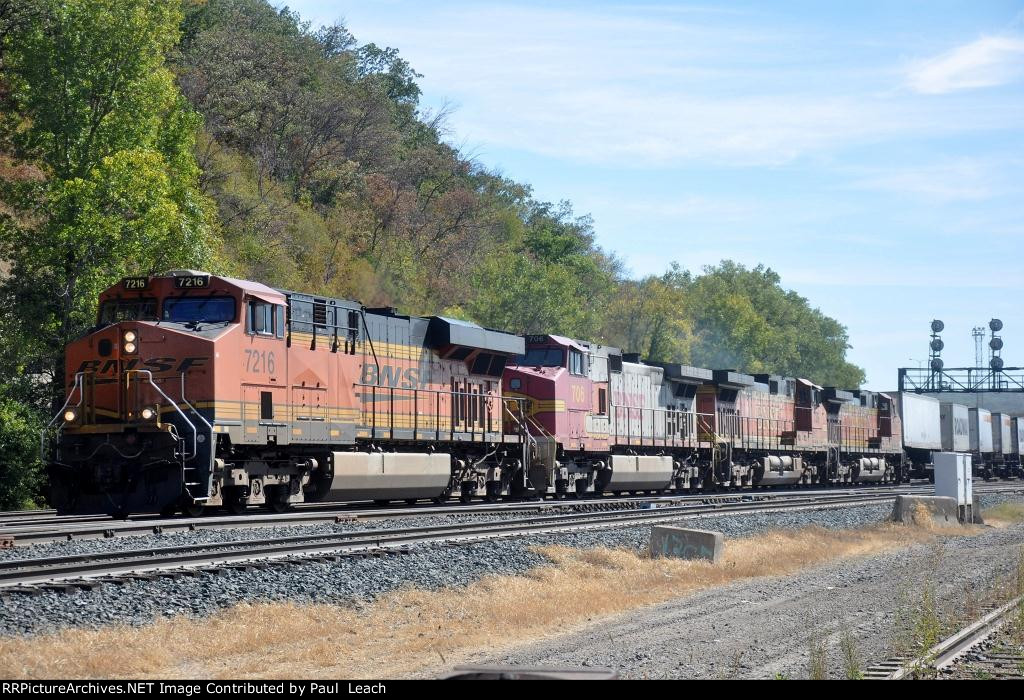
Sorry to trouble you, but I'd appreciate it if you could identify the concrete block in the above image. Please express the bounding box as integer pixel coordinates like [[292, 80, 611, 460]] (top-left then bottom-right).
[[650, 526, 723, 563], [890, 495, 959, 525]]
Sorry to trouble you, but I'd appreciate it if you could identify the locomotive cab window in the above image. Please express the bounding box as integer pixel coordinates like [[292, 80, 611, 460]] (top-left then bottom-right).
[[99, 299, 158, 324], [569, 349, 585, 376], [162, 296, 235, 324], [247, 300, 278, 336], [515, 347, 563, 367]]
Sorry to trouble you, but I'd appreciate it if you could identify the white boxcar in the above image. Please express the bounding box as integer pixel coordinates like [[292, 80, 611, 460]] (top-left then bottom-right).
[[992, 412, 1013, 455], [969, 408, 994, 453], [940, 402, 971, 453], [898, 392, 942, 451], [1011, 416, 1024, 456]]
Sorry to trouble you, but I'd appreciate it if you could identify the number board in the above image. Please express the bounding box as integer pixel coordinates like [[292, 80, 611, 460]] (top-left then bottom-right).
[[123, 277, 149, 290], [174, 275, 210, 289], [525, 335, 548, 344]]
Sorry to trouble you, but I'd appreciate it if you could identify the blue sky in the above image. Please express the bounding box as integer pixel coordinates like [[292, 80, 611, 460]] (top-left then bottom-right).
[[288, 0, 1024, 388]]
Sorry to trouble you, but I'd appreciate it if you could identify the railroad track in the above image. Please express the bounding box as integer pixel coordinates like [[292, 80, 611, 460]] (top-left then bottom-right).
[[0, 491, 903, 594], [865, 593, 1024, 679], [5, 481, 1014, 547]]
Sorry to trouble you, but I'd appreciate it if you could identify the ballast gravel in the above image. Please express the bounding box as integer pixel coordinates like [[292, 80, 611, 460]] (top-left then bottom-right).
[[0, 492, 1021, 643], [483, 520, 1024, 680]]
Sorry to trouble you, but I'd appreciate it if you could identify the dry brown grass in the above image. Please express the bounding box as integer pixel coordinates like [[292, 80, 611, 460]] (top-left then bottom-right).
[[983, 502, 1024, 527], [0, 520, 985, 679]]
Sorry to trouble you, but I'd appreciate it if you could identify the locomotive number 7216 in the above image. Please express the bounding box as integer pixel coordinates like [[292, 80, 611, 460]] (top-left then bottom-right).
[[244, 349, 276, 374]]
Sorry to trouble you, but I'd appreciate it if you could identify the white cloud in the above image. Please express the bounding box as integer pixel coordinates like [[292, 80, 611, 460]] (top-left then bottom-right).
[[340, 4, 1024, 167], [907, 35, 1024, 94]]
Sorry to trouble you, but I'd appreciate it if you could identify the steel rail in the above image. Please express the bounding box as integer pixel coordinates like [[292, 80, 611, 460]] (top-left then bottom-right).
[[0, 482, 993, 546], [0, 492, 903, 588], [875, 593, 1024, 679]]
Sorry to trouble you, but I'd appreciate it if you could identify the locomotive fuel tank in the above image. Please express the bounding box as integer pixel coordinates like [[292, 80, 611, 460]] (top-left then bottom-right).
[[324, 452, 452, 502], [854, 457, 888, 482], [753, 455, 804, 486], [598, 455, 674, 493]]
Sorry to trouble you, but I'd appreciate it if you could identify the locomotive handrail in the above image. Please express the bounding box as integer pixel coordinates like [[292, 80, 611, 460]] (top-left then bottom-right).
[[40, 371, 86, 461], [180, 373, 213, 433], [124, 369, 198, 461], [359, 310, 381, 384], [356, 383, 514, 441]]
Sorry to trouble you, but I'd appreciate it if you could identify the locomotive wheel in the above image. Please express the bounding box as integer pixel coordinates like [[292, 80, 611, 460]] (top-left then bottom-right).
[[265, 499, 289, 513], [181, 501, 204, 518], [265, 495, 290, 513], [223, 490, 248, 515]]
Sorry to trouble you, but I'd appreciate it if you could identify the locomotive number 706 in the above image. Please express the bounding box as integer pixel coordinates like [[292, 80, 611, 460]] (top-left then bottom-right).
[[244, 349, 276, 374]]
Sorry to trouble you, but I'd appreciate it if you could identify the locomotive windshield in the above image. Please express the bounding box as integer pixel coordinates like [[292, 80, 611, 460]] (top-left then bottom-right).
[[514, 347, 563, 367], [99, 299, 158, 324], [162, 296, 236, 323]]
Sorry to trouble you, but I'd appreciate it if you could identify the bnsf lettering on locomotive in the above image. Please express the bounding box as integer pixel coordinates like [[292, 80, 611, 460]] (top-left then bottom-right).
[[361, 364, 424, 389], [75, 357, 208, 374]]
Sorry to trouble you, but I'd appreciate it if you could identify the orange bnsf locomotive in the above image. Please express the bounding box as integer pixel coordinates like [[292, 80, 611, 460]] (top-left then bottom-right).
[[45, 271, 529, 516]]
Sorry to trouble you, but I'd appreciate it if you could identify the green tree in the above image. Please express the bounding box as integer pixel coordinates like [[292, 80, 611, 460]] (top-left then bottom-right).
[[688, 261, 864, 387], [0, 0, 219, 391], [602, 263, 693, 362], [0, 382, 44, 509]]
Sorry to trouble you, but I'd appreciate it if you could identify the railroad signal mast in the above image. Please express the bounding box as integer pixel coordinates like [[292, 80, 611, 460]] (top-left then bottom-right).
[[926, 319, 944, 391], [898, 318, 1023, 393]]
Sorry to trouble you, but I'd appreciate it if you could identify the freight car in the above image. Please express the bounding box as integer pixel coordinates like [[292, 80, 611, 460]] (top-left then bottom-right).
[[991, 413, 1014, 478], [896, 393, 942, 478], [44, 271, 531, 516]]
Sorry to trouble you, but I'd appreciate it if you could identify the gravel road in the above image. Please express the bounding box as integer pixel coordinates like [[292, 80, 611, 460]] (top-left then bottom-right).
[[476, 520, 1024, 679]]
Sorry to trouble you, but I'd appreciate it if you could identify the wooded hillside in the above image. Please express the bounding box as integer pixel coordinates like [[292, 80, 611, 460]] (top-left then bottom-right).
[[0, 0, 865, 508]]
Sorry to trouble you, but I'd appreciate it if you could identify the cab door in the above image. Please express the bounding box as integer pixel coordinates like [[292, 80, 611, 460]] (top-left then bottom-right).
[[242, 297, 287, 444], [795, 382, 813, 432], [697, 387, 717, 440]]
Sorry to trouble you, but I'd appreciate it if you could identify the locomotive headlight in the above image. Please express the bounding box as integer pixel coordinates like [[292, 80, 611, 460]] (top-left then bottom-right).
[[123, 341, 137, 354], [141, 407, 156, 421], [123, 330, 137, 343], [63, 409, 77, 422]]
